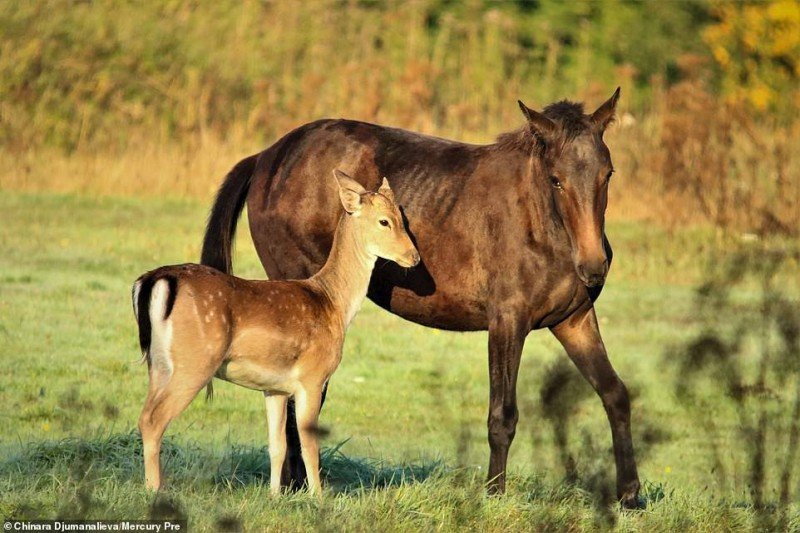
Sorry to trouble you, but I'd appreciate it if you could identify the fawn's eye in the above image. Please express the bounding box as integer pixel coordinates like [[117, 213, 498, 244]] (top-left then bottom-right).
[[379, 219, 390, 227], [550, 176, 563, 189]]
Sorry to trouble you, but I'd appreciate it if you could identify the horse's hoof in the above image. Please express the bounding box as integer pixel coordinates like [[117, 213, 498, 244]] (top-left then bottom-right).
[[620, 493, 646, 510], [485, 480, 506, 496]]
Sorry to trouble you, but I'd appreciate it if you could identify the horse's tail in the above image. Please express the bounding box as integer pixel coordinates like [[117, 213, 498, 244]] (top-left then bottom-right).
[[131, 272, 178, 367], [199, 153, 258, 401], [200, 154, 259, 274]]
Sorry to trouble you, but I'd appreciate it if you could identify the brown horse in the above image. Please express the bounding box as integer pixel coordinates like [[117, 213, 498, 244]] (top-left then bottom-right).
[[200, 89, 641, 508]]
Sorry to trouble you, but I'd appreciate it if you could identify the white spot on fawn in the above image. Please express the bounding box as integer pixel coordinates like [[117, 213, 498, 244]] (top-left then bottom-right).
[[132, 280, 142, 319], [149, 279, 174, 389]]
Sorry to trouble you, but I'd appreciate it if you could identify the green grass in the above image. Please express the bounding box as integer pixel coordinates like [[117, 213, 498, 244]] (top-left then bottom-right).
[[1, 191, 798, 531]]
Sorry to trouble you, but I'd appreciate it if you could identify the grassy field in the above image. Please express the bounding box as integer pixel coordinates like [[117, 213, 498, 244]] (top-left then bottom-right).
[[1, 191, 798, 531], [2, 1, 798, 530]]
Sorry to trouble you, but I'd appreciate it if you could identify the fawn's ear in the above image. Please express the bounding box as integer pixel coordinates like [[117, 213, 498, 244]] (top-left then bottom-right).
[[378, 177, 395, 202], [333, 170, 366, 214]]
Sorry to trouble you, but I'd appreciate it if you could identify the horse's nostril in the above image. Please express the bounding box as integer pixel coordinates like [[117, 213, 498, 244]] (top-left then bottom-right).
[[577, 260, 606, 287]]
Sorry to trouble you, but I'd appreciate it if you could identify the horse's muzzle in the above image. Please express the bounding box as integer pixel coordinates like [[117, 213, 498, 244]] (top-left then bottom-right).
[[577, 259, 608, 288]]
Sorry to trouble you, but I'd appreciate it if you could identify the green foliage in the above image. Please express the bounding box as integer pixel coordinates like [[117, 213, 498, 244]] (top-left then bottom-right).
[[513, 0, 710, 87], [704, 0, 800, 111], [0, 0, 716, 151]]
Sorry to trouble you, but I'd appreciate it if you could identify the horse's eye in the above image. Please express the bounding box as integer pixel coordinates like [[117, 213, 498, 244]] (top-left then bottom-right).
[[606, 170, 615, 182], [379, 219, 390, 227], [549, 176, 563, 189]]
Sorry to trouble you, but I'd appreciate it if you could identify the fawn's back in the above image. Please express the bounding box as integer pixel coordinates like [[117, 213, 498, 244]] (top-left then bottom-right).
[[136, 263, 342, 395]]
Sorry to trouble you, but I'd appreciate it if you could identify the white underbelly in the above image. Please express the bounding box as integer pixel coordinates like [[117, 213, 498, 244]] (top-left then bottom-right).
[[216, 359, 298, 394]]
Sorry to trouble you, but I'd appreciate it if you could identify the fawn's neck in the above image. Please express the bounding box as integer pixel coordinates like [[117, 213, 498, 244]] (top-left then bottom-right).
[[312, 215, 376, 329]]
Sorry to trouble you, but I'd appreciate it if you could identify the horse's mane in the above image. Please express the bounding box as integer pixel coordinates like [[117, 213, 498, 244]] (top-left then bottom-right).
[[544, 101, 588, 140], [494, 100, 590, 153]]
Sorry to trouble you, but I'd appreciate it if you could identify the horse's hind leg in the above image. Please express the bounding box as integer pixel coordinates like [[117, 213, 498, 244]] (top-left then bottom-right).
[[550, 305, 641, 509], [139, 358, 212, 490]]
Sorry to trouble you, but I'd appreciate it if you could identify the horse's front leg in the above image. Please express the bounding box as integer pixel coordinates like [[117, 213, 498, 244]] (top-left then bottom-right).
[[550, 304, 641, 508], [486, 308, 527, 494]]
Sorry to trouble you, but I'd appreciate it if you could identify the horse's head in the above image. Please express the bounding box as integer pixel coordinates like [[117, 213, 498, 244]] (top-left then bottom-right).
[[518, 89, 620, 287]]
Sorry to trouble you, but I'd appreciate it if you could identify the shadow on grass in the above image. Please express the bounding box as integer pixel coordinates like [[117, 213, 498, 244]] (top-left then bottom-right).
[[216, 439, 442, 493], [0, 431, 442, 494], [667, 243, 800, 531]]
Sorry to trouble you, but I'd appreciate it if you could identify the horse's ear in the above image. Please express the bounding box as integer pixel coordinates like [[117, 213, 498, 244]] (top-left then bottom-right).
[[518, 100, 557, 141], [333, 169, 365, 214], [378, 177, 395, 202], [590, 87, 621, 133]]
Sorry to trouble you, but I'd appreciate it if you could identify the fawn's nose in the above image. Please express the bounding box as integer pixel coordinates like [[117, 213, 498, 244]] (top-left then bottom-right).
[[405, 250, 420, 267]]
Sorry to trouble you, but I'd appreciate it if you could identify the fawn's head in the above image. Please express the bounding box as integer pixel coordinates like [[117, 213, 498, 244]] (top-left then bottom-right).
[[333, 170, 420, 268]]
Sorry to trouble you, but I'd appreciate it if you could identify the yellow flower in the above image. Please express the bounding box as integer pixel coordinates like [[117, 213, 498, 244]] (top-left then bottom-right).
[[712, 46, 730, 67], [749, 84, 773, 111]]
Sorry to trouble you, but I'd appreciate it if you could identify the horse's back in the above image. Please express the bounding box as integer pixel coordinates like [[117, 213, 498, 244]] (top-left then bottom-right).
[[245, 119, 492, 330]]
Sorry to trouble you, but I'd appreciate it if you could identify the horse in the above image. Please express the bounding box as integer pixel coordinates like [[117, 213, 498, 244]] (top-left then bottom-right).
[[200, 88, 641, 508]]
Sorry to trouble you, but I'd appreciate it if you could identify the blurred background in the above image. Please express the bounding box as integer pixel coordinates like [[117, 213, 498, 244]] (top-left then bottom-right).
[[1, 1, 799, 529], [1, 0, 798, 232]]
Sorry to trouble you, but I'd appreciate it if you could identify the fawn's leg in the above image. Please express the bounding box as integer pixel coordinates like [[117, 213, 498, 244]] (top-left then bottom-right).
[[139, 366, 210, 491], [282, 382, 328, 489], [264, 392, 288, 496], [295, 385, 324, 496]]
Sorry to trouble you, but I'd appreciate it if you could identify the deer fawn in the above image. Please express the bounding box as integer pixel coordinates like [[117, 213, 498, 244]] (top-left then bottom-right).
[[132, 170, 419, 495]]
